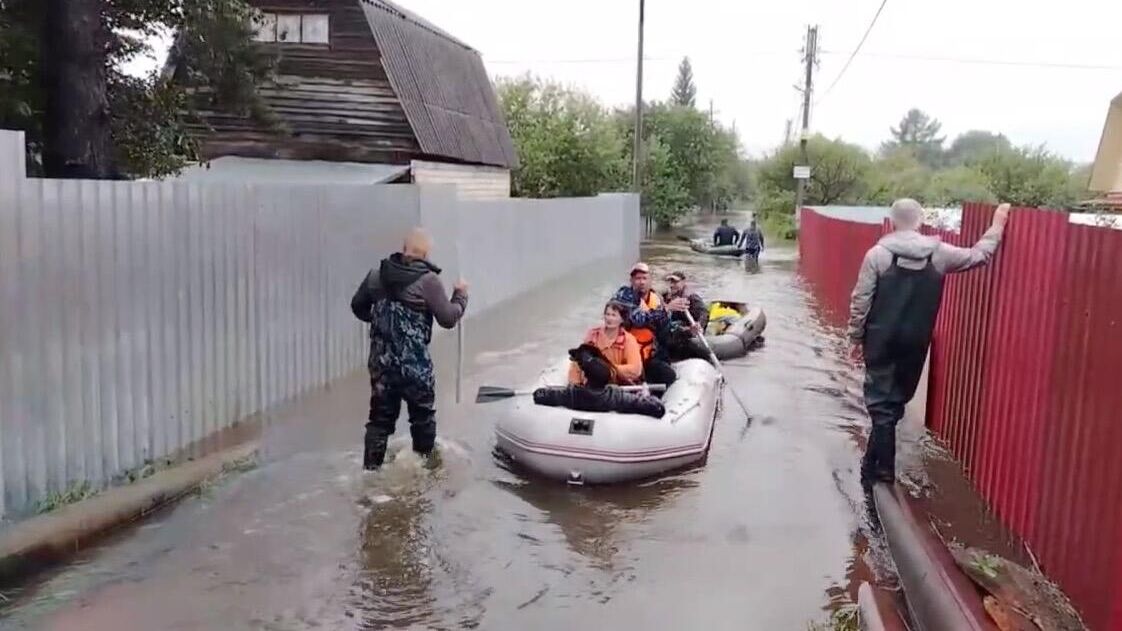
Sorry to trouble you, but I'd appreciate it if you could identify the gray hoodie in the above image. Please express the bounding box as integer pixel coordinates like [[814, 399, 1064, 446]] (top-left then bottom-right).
[[847, 225, 1004, 342]]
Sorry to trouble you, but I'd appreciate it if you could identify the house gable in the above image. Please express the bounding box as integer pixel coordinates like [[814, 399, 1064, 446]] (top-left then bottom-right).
[[1090, 92, 1122, 193], [175, 0, 517, 169]]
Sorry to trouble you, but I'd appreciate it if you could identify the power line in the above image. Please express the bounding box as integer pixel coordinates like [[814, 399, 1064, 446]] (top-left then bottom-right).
[[484, 51, 790, 65], [816, 0, 889, 104], [487, 56, 673, 65], [820, 49, 1122, 71], [484, 51, 1122, 72]]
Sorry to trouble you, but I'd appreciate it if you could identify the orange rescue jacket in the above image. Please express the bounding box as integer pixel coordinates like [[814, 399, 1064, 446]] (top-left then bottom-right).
[[568, 327, 643, 386], [628, 291, 662, 361]]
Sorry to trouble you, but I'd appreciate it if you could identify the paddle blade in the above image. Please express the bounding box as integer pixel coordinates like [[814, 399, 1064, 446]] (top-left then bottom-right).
[[675, 235, 695, 242], [475, 386, 518, 403]]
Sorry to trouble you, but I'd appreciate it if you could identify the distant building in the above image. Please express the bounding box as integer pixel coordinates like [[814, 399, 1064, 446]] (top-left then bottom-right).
[[1088, 91, 1122, 210], [166, 0, 517, 198]]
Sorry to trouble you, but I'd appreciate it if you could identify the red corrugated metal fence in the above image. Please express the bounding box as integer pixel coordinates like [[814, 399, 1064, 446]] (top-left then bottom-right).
[[797, 209, 882, 328], [798, 205, 1122, 630]]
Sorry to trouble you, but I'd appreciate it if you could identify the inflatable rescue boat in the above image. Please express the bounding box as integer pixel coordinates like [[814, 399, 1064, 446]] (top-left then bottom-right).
[[689, 239, 744, 258], [692, 302, 767, 360], [494, 359, 722, 484]]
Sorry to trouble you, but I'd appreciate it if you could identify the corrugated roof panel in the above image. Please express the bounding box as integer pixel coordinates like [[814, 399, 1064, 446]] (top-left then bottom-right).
[[360, 0, 517, 168]]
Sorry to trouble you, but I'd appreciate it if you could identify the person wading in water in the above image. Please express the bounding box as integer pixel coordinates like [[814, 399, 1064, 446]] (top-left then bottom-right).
[[350, 228, 468, 470], [713, 219, 740, 247], [738, 219, 765, 266], [849, 199, 1010, 487]]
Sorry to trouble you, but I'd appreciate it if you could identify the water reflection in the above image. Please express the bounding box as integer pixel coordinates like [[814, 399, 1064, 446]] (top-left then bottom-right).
[[493, 473, 697, 569], [354, 489, 437, 629]]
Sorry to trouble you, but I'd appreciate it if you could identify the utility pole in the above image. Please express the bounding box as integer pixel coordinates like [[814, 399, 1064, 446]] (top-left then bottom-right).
[[632, 0, 646, 198], [708, 99, 715, 212], [794, 25, 818, 216]]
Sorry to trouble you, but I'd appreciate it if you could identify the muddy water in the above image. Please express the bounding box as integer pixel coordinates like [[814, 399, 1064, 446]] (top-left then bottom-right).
[[1, 213, 894, 630]]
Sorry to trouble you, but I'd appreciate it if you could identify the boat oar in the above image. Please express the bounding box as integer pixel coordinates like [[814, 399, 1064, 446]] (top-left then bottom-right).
[[675, 235, 695, 242], [685, 310, 752, 420], [476, 383, 666, 404]]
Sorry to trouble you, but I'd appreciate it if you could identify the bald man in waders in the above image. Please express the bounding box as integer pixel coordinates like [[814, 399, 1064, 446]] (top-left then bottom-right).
[[351, 229, 468, 470], [848, 199, 1010, 487]]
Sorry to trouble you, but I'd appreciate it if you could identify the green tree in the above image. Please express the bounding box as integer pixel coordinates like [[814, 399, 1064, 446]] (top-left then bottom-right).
[[882, 108, 945, 167], [670, 57, 697, 108], [925, 166, 997, 206], [615, 101, 747, 218], [945, 130, 1011, 166], [866, 147, 932, 205], [758, 135, 873, 206], [0, 0, 274, 179], [640, 134, 691, 227], [974, 147, 1083, 208], [497, 75, 628, 198]]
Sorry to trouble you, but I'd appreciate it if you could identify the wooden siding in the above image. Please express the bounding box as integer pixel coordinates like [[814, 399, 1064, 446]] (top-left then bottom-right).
[[189, 0, 420, 164], [410, 160, 511, 199], [181, 0, 518, 169]]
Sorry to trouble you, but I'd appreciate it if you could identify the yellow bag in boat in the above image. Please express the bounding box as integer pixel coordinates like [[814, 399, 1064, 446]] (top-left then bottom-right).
[[709, 303, 740, 322], [707, 303, 741, 335]]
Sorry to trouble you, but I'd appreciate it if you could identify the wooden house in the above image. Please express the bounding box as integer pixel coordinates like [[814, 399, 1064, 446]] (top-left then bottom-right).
[[169, 0, 517, 198], [1089, 91, 1122, 210]]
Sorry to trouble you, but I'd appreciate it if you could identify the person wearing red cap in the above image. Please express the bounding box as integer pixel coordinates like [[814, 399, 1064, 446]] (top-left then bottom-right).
[[611, 262, 684, 387]]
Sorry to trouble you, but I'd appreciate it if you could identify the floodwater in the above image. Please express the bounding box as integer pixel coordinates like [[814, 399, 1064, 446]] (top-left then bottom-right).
[[2, 212, 915, 630]]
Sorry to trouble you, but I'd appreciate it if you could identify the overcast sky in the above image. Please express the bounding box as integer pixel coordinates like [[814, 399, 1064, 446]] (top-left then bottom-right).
[[396, 0, 1122, 162], [129, 0, 1122, 162]]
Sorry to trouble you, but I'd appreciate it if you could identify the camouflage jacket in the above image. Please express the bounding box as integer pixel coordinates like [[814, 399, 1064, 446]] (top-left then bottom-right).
[[612, 285, 671, 359], [351, 254, 467, 381]]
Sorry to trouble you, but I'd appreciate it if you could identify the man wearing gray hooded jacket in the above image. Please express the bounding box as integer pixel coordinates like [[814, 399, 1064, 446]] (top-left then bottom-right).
[[848, 199, 1010, 486]]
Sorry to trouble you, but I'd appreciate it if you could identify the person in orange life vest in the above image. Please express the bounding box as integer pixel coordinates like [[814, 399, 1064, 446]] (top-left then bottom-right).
[[568, 301, 644, 386], [611, 262, 683, 387]]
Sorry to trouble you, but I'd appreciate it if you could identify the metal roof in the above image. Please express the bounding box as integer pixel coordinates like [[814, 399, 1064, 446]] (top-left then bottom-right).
[[167, 157, 411, 185], [361, 0, 519, 169]]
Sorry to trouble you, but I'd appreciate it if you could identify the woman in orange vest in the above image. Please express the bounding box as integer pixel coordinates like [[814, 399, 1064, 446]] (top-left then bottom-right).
[[568, 301, 643, 386]]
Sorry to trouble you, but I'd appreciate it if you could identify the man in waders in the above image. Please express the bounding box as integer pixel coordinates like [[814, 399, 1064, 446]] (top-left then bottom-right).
[[350, 228, 468, 470], [848, 199, 1010, 486], [739, 219, 765, 265]]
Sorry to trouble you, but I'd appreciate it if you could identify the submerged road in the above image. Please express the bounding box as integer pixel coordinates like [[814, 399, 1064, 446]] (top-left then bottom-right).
[[1, 213, 899, 630]]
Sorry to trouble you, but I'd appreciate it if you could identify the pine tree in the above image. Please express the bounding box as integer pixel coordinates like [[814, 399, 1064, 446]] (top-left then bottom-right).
[[670, 57, 697, 108], [882, 108, 945, 167]]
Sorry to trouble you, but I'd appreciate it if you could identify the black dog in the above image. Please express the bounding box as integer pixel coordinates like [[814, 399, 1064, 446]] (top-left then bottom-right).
[[568, 343, 616, 389]]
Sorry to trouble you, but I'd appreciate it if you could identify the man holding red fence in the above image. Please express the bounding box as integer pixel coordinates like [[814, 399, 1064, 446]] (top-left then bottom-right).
[[848, 199, 1010, 487]]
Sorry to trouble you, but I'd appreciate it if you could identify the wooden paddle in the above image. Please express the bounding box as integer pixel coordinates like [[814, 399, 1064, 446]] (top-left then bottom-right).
[[685, 310, 752, 420], [476, 384, 666, 404]]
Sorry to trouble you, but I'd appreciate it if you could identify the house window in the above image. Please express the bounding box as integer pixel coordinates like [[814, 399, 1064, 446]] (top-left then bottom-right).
[[252, 12, 329, 44], [252, 13, 277, 42], [301, 14, 330, 44]]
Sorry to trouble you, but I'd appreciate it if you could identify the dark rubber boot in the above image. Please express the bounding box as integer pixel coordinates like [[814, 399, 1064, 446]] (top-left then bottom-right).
[[860, 445, 878, 488], [870, 423, 897, 484], [363, 429, 389, 471]]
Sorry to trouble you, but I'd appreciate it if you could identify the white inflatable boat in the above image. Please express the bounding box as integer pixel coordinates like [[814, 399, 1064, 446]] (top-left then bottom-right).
[[689, 239, 744, 258], [494, 359, 722, 484]]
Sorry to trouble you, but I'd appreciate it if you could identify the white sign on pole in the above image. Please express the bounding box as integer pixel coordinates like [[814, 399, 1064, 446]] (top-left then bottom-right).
[[793, 166, 811, 180]]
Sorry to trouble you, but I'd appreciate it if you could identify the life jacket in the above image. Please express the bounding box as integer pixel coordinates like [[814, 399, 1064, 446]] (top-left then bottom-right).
[[628, 291, 662, 361]]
